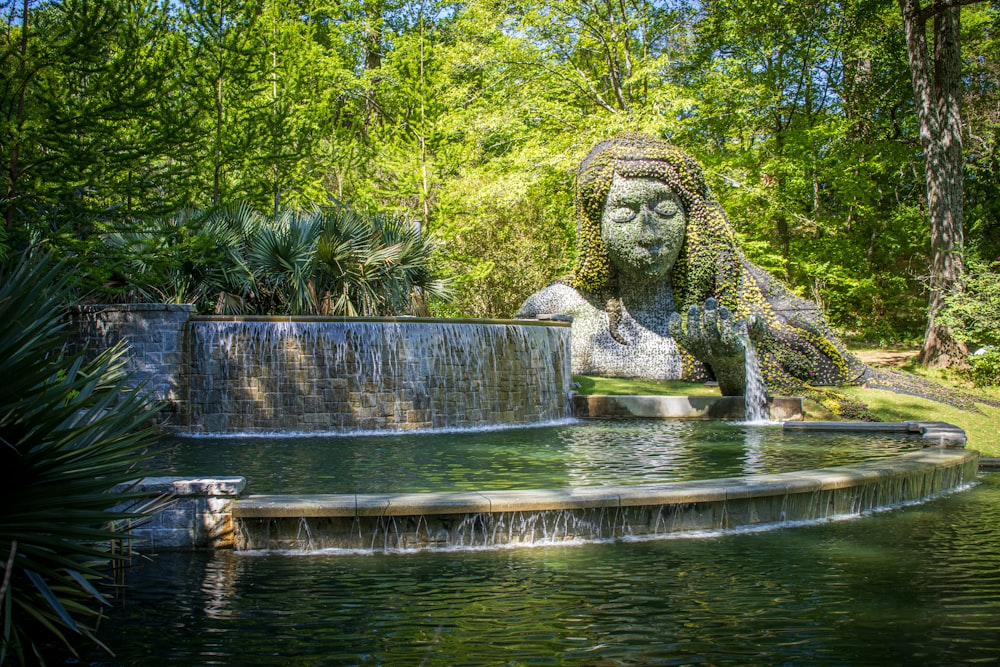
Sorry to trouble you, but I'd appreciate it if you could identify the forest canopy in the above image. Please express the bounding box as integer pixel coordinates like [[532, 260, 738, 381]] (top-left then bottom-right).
[[2, 0, 997, 344]]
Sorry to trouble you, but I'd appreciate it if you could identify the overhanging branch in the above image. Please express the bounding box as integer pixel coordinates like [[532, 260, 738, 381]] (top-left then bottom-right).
[[916, 0, 984, 25]]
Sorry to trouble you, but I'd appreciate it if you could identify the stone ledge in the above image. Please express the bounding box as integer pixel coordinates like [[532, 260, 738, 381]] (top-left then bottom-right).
[[232, 447, 977, 520], [118, 476, 246, 550], [572, 394, 804, 421], [232, 445, 979, 551], [116, 476, 246, 496], [784, 421, 967, 447], [70, 303, 195, 314], [189, 314, 571, 327]]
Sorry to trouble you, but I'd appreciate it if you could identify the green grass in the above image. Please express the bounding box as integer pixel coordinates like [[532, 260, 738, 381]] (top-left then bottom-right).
[[574, 375, 721, 396], [839, 385, 1000, 457], [572, 373, 1000, 457]]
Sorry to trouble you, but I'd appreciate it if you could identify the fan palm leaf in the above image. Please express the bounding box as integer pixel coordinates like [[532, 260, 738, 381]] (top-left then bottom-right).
[[313, 209, 453, 316], [248, 210, 324, 315]]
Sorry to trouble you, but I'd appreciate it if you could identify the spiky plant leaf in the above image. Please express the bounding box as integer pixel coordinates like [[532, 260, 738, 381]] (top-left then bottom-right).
[[0, 253, 161, 664]]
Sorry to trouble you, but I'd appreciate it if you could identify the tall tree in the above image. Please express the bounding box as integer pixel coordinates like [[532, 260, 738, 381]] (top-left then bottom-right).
[[1, 0, 191, 246], [180, 0, 266, 206], [897, 0, 983, 366]]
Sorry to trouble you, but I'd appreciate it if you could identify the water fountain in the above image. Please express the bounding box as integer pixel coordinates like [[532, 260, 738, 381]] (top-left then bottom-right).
[[740, 329, 770, 423], [65, 131, 991, 663], [68, 305, 573, 434], [70, 304, 979, 554], [185, 316, 572, 433]]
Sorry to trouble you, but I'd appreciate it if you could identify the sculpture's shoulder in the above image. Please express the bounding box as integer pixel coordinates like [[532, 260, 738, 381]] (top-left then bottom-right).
[[515, 282, 599, 320]]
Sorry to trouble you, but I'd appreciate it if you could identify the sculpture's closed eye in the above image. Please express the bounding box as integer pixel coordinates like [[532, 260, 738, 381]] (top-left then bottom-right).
[[653, 199, 680, 217], [609, 206, 638, 223]]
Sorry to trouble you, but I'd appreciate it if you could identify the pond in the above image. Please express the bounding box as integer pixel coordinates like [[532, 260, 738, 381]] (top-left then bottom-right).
[[83, 472, 1000, 665], [154, 419, 922, 494]]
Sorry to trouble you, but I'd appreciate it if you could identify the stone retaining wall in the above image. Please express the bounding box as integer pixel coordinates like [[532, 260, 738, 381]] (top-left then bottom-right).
[[67, 304, 193, 416], [123, 477, 246, 550], [66, 308, 573, 434], [185, 317, 572, 433]]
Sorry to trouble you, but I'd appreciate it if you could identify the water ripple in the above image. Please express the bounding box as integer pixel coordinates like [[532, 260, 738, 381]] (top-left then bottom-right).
[[69, 474, 1000, 666]]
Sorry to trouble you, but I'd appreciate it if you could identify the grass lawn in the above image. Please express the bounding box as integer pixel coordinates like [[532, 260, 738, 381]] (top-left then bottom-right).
[[573, 371, 1000, 458], [573, 375, 721, 396], [840, 385, 1000, 457]]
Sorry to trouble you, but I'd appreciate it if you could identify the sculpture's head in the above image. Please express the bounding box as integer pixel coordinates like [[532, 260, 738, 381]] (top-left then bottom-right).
[[599, 172, 686, 282], [572, 133, 738, 307]]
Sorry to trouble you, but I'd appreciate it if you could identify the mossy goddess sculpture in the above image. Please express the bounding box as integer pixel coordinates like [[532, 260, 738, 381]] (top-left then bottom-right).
[[517, 133, 866, 398]]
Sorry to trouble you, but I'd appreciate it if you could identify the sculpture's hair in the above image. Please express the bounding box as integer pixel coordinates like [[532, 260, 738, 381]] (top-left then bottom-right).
[[571, 132, 864, 391]]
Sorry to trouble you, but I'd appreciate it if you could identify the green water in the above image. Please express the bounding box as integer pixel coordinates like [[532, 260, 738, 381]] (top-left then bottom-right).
[[80, 473, 1000, 666], [155, 419, 921, 493]]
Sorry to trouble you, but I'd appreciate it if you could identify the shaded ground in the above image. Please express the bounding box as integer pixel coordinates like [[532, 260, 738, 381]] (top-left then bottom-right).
[[849, 348, 1000, 412], [854, 349, 919, 368]]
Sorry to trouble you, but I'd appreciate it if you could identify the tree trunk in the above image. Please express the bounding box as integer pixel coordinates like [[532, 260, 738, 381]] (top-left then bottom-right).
[[5, 0, 30, 230], [362, 0, 383, 135], [898, 0, 969, 367]]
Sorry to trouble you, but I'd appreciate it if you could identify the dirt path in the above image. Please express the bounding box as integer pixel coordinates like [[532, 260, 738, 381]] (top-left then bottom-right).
[[854, 349, 919, 368]]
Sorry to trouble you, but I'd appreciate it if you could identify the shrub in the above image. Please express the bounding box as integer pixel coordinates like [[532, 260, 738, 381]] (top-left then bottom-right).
[[99, 204, 453, 316], [941, 255, 1000, 348], [968, 349, 1000, 388]]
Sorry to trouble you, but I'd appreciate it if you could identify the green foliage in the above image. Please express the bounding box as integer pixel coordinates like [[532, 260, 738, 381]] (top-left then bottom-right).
[[434, 168, 575, 317], [941, 255, 1000, 349], [968, 351, 1000, 388], [940, 255, 1000, 387], [0, 253, 161, 664], [1, 0, 998, 342], [94, 205, 453, 317]]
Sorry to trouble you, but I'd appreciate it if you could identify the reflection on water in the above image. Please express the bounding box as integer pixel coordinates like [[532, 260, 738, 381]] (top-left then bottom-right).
[[152, 419, 921, 493], [742, 426, 766, 475], [77, 474, 1000, 666]]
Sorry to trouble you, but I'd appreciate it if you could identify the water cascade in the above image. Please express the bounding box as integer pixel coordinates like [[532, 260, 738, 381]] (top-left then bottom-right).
[[232, 441, 979, 552], [740, 328, 770, 423], [185, 317, 572, 434]]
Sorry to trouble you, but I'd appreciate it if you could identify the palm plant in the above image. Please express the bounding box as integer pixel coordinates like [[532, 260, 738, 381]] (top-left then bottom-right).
[[101, 210, 220, 305], [249, 209, 324, 315], [314, 208, 453, 316], [98, 203, 453, 317], [0, 253, 161, 664], [197, 203, 264, 314]]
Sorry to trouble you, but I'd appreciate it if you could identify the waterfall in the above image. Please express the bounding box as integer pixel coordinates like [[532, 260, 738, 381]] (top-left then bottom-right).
[[186, 318, 572, 434], [232, 444, 980, 553], [740, 329, 770, 424]]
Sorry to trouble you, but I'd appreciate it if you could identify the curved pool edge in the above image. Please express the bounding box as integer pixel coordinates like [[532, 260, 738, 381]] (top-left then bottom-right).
[[227, 421, 979, 553]]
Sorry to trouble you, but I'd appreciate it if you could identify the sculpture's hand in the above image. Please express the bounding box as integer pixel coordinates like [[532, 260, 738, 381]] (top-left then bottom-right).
[[668, 298, 757, 396]]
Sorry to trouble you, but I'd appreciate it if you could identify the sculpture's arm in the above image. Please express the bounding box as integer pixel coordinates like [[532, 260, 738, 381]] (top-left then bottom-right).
[[515, 283, 590, 320], [668, 298, 758, 396]]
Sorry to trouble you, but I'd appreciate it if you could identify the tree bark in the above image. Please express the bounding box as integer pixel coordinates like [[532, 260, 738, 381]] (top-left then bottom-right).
[[898, 0, 970, 367]]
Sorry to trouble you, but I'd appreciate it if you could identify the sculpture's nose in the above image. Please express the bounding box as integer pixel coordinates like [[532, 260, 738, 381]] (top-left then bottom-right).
[[640, 206, 659, 231]]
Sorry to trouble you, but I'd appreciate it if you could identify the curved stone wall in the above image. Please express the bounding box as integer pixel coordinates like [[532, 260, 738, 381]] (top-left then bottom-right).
[[185, 316, 572, 434], [231, 424, 978, 552]]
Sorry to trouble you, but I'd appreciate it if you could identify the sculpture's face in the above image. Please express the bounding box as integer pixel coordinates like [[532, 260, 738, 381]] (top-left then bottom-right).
[[601, 172, 686, 281]]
